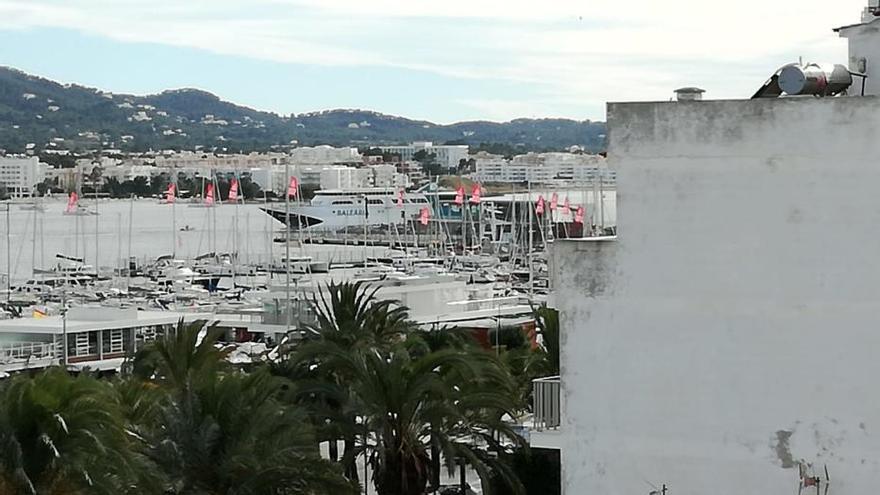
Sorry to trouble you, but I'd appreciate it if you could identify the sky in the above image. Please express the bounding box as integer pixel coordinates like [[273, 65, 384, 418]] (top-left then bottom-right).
[[0, 0, 866, 123]]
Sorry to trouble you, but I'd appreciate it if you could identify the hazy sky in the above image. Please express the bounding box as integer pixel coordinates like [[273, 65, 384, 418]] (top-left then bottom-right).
[[0, 0, 865, 122]]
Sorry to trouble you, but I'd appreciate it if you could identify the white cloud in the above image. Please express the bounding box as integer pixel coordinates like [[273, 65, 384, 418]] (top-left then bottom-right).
[[0, 0, 867, 120]]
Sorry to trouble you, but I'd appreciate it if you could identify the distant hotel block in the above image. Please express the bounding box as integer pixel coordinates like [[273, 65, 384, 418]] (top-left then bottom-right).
[[473, 151, 614, 185], [0, 155, 48, 197]]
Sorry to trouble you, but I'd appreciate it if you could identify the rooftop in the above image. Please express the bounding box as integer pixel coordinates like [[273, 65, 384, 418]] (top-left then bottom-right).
[[0, 309, 213, 335]]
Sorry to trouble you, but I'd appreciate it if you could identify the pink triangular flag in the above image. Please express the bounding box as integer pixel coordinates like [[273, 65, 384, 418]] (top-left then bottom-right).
[[287, 177, 298, 197], [469, 184, 481, 204], [204, 183, 215, 205]]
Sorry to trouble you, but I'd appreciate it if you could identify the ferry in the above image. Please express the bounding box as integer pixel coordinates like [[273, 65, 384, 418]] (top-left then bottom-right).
[[260, 188, 432, 231]]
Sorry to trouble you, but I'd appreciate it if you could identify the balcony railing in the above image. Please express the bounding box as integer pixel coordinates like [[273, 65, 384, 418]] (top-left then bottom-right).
[[0, 342, 57, 365], [532, 375, 561, 430]]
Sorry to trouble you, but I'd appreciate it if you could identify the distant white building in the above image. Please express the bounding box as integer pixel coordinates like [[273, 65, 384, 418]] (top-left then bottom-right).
[[379, 141, 469, 171], [0, 156, 47, 197], [319, 167, 372, 190], [289, 145, 361, 164], [155, 151, 287, 172], [368, 164, 410, 188], [267, 164, 329, 192], [474, 152, 613, 184]]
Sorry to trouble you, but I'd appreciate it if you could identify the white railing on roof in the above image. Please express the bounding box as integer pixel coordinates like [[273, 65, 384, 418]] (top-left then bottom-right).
[[0, 342, 57, 364]]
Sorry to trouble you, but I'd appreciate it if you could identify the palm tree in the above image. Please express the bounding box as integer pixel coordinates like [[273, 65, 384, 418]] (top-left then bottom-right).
[[131, 318, 228, 392], [134, 318, 355, 495], [0, 369, 153, 495], [282, 281, 414, 481], [298, 340, 527, 495], [306, 281, 413, 348]]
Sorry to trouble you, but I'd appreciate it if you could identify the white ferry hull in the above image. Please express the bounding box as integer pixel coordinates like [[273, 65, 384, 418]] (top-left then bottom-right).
[[262, 203, 425, 231]]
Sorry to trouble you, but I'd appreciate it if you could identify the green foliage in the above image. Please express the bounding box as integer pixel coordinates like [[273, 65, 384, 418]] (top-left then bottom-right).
[[0, 67, 607, 154], [0, 369, 151, 494], [0, 299, 558, 495], [290, 282, 527, 495], [132, 319, 355, 495]]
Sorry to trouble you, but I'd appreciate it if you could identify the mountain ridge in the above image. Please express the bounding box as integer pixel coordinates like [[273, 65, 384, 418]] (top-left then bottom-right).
[[0, 66, 607, 154]]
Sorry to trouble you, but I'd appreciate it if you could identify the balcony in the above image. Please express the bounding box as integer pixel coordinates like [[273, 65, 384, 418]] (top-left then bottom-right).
[[527, 375, 563, 450], [533, 375, 561, 430]]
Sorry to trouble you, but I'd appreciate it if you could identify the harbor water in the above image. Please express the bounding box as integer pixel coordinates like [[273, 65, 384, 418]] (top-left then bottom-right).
[[0, 198, 393, 284]]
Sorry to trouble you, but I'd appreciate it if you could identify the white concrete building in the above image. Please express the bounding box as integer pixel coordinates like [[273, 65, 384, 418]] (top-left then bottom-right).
[[379, 141, 469, 170], [0, 156, 47, 197], [155, 151, 287, 172], [289, 145, 361, 164], [551, 95, 880, 494], [836, 0, 880, 96], [368, 164, 410, 188], [267, 164, 326, 193], [474, 152, 614, 184], [319, 167, 371, 190]]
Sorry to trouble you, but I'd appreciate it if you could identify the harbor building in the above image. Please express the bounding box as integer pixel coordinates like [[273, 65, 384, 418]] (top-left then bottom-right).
[[0, 308, 210, 373], [0, 155, 47, 197]]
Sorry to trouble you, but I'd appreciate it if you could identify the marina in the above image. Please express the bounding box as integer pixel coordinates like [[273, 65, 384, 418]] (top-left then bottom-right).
[[0, 184, 615, 374]]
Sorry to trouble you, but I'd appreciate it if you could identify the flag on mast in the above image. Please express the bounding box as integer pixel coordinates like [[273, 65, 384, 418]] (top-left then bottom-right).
[[549, 192, 558, 211], [469, 184, 481, 204], [419, 207, 430, 226], [397, 189, 404, 207], [454, 186, 465, 206], [165, 183, 176, 203], [535, 195, 545, 215], [204, 183, 215, 206], [287, 177, 298, 197], [228, 178, 239, 201]]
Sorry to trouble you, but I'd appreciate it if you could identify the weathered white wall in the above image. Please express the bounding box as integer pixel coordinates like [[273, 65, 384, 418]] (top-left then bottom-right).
[[552, 96, 880, 495]]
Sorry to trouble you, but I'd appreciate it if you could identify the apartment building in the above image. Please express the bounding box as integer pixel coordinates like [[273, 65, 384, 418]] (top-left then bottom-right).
[[0, 156, 47, 197]]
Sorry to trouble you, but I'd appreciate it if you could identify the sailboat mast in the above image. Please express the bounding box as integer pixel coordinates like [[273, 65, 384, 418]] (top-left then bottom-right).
[[94, 187, 99, 277], [31, 197, 37, 276], [127, 193, 134, 291], [172, 170, 177, 257], [212, 172, 217, 256], [527, 180, 534, 298], [232, 171, 239, 290], [599, 164, 606, 232], [284, 161, 291, 332], [5, 203, 10, 303]]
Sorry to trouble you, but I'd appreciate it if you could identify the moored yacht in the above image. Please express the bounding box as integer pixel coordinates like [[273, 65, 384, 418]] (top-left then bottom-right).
[[261, 188, 432, 231]]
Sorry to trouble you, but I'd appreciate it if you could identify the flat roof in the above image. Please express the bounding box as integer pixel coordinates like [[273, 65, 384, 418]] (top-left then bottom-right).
[[0, 310, 214, 335]]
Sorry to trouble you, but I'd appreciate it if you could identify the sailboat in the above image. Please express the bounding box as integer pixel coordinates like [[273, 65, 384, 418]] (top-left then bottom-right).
[[187, 179, 217, 208], [62, 192, 97, 216], [159, 183, 176, 204]]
